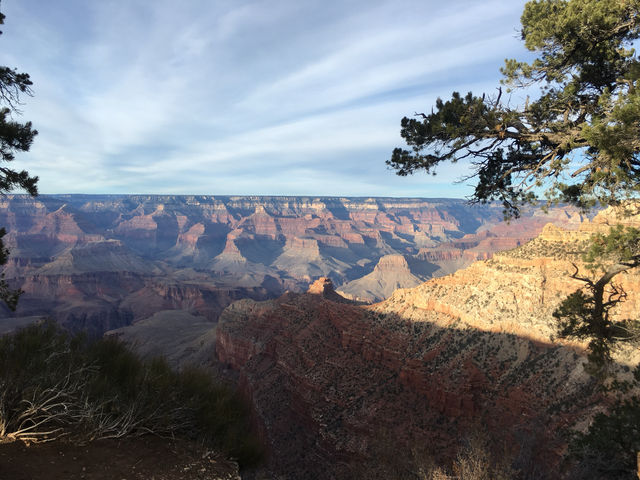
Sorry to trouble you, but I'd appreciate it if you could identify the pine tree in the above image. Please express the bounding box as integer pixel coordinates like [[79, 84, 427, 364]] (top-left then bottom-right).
[[0, 11, 39, 309], [390, 0, 640, 366]]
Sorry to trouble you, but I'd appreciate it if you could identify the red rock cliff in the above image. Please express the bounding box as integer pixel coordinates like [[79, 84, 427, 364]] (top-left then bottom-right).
[[216, 293, 599, 478]]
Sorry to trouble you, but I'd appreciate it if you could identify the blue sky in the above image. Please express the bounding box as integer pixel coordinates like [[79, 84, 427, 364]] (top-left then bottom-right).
[[2, 0, 531, 197]]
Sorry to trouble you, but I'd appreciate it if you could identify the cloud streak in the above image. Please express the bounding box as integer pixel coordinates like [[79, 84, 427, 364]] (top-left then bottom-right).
[[3, 0, 530, 197]]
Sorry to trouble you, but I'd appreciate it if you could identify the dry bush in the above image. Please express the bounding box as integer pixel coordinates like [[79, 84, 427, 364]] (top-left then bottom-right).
[[450, 433, 514, 480], [352, 429, 518, 480], [0, 321, 263, 468]]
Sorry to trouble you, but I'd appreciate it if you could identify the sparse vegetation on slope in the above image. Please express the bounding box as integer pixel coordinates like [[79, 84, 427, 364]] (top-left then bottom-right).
[[357, 430, 518, 480], [391, 1, 640, 473], [0, 321, 263, 468]]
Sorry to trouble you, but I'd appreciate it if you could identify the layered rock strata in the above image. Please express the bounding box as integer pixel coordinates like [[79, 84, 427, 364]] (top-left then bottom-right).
[[337, 254, 427, 302], [215, 208, 639, 478], [216, 293, 597, 479], [0, 195, 585, 333], [377, 208, 640, 352]]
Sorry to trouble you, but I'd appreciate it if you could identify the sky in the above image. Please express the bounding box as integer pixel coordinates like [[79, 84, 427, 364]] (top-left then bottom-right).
[[1, 0, 532, 197]]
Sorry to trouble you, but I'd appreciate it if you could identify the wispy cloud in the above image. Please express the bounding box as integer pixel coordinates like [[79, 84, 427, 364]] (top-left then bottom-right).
[[2, 0, 529, 197]]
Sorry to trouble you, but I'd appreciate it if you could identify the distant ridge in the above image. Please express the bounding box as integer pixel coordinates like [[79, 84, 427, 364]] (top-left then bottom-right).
[[0, 195, 585, 334]]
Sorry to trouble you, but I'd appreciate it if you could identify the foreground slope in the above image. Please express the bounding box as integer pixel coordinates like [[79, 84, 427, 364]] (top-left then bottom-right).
[[217, 292, 596, 479], [215, 207, 640, 479]]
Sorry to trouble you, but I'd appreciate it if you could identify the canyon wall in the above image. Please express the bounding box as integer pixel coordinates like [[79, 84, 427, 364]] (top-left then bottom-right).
[[0, 195, 585, 332], [215, 208, 640, 478], [216, 290, 598, 478]]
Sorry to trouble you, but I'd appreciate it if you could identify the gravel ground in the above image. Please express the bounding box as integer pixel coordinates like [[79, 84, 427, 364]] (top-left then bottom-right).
[[0, 436, 241, 480]]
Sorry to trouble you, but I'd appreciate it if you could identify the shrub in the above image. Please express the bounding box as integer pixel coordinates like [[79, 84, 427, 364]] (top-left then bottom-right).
[[0, 321, 263, 468], [568, 396, 640, 479]]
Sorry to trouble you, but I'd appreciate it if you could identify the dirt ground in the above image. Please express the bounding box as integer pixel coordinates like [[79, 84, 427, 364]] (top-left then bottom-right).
[[0, 436, 240, 480]]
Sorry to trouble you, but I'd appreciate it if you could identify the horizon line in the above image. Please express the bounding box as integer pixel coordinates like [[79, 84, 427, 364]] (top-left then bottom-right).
[[10, 193, 476, 201]]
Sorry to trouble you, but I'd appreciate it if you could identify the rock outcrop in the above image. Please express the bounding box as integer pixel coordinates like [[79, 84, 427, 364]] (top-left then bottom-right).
[[337, 254, 428, 302], [216, 293, 598, 478], [307, 276, 354, 304], [377, 208, 640, 348]]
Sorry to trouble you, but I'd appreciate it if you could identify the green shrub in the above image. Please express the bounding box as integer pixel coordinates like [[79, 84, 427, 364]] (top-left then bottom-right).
[[569, 396, 640, 479], [0, 321, 263, 468]]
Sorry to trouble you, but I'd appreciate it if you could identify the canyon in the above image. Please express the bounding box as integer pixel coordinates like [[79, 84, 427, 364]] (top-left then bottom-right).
[[0, 194, 584, 333], [215, 207, 640, 478], [1, 194, 637, 477]]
